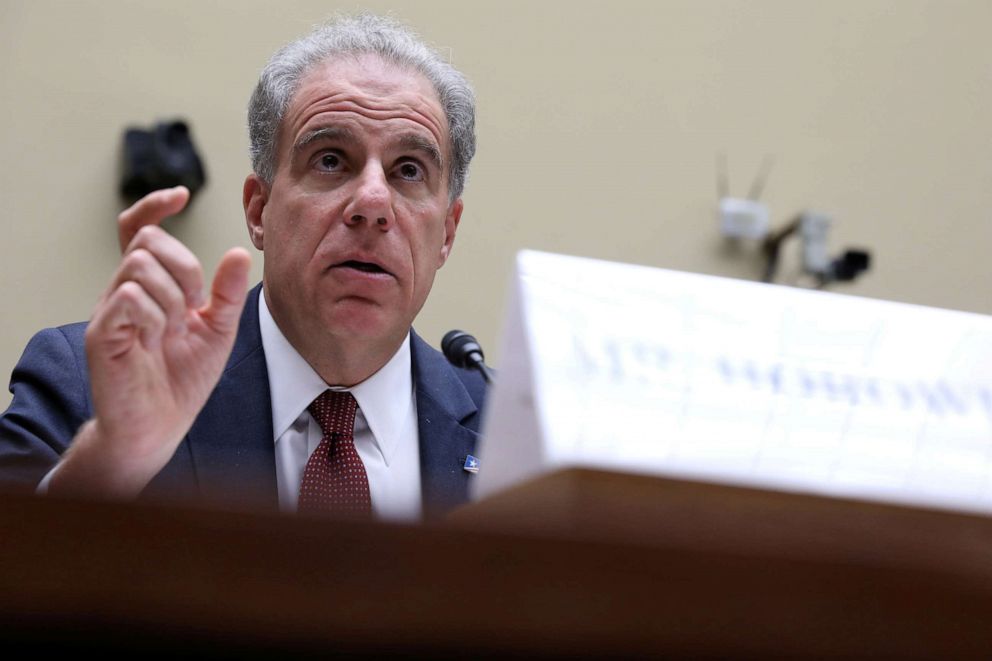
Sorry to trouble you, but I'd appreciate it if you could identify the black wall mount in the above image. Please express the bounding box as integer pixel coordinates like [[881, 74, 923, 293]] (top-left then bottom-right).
[[120, 120, 207, 205]]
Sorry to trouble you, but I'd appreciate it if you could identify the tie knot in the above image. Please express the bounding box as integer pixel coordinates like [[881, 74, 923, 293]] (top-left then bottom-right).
[[307, 390, 358, 440]]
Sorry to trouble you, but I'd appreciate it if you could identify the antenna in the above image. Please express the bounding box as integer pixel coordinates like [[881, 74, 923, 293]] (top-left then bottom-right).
[[747, 154, 774, 201]]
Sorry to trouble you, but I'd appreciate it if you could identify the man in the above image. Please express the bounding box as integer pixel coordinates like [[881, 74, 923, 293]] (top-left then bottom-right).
[[0, 14, 486, 521]]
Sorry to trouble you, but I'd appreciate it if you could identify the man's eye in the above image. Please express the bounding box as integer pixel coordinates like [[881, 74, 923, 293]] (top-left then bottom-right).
[[397, 162, 424, 181], [316, 153, 341, 171]]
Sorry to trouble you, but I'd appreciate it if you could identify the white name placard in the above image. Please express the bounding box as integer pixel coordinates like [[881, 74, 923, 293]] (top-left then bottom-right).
[[475, 250, 992, 514]]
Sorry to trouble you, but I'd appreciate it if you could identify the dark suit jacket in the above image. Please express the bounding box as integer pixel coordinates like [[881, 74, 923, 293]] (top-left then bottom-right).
[[0, 286, 487, 518]]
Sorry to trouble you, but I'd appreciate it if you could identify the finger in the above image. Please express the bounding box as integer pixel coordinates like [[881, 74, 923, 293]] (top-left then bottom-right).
[[125, 225, 205, 308], [107, 248, 190, 335], [118, 186, 190, 253], [88, 281, 168, 355], [200, 248, 252, 335]]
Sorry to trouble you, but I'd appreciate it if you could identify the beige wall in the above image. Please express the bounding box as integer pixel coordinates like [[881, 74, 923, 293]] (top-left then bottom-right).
[[1, 0, 990, 409]]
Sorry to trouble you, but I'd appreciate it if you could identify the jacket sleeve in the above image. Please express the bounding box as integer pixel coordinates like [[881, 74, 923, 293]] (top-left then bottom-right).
[[0, 323, 92, 492]]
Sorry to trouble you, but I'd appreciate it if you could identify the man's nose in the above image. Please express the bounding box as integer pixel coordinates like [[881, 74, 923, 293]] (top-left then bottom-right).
[[343, 164, 393, 231]]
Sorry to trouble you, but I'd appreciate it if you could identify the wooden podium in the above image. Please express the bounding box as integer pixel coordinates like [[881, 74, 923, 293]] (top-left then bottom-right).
[[4, 470, 992, 657]]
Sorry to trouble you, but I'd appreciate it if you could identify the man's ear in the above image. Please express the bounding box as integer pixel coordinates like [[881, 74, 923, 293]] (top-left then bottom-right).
[[243, 174, 269, 250], [438, 198, 463, 268]]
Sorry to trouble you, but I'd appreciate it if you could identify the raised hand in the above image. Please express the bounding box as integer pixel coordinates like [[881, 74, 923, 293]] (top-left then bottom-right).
[[50, 187, 251, 498]]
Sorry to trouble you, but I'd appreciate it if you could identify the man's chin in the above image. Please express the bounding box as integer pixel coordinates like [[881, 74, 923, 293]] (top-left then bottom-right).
[[320, 299, 408, 344]]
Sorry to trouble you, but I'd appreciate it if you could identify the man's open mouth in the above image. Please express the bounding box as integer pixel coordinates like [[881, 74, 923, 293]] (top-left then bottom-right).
[[336, 260, 391, 276]]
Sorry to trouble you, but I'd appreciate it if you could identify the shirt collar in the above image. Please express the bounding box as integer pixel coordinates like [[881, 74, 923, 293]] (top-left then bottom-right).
[[258, 291, 414, 467]]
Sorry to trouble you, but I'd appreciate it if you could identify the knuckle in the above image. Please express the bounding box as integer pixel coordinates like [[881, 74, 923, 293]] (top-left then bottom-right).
[[133, 224, 161, 244], [122, 248, 154, 273], [170, 249, 202, 283], [116, 280, 144, 302], [181, 254, 203, 280]]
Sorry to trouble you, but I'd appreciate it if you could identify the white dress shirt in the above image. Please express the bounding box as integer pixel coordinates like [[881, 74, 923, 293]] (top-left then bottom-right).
[[258, 293, 422, 521]]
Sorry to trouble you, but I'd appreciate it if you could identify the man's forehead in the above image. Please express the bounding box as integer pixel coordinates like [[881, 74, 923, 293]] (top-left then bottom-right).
[[281, 54, 450, 154], [291, 54, 443, 123]]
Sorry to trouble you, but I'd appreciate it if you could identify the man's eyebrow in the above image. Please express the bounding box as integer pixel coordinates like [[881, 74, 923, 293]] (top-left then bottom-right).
[[294, 126, 356, 152], [398, 134, 443, 171]]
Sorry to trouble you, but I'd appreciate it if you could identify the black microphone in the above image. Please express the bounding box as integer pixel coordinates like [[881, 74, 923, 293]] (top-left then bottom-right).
[[442, 330, 494, 384]]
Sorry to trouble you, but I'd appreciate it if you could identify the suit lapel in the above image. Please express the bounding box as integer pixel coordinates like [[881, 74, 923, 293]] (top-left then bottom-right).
[[186, 285, 278, 510], [411, 332, 481, 519]]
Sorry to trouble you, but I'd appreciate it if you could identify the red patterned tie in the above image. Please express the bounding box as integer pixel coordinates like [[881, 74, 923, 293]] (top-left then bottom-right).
[[298, 391, 371, 517]]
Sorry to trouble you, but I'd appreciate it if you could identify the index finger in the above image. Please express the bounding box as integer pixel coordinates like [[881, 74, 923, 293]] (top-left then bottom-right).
[[117, 186, 190, 253]]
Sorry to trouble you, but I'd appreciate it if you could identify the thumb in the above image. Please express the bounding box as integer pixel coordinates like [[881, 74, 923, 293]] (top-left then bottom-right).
[[200, 247, 252, 334]]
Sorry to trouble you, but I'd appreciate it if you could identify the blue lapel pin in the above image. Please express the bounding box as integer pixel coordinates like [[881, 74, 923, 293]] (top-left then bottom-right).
[[463, 454, 480, 474]]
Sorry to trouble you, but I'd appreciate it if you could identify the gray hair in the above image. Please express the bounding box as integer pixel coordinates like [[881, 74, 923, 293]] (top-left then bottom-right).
[[248, 13, 476, 201]]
